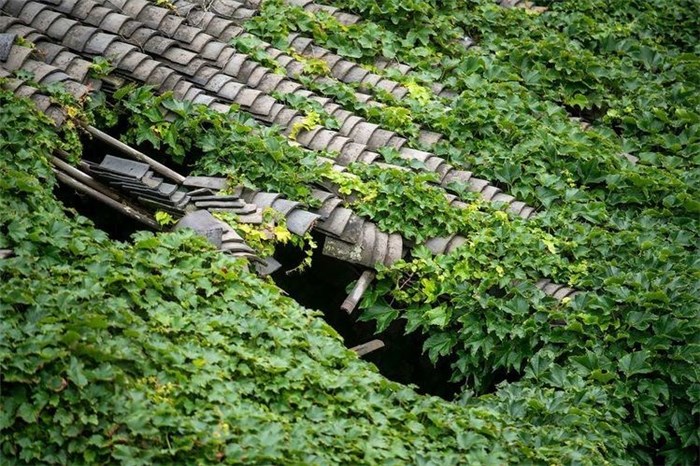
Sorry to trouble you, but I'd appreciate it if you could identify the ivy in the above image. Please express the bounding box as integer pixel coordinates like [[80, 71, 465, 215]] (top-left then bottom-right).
[[277, 1, 700, 462], [0, 89, 631, 465]]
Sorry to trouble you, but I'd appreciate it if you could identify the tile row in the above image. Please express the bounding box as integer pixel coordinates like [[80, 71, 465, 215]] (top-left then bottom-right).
[[0, 44, 92, 126], [171, 0, 419, 101], [251, 0, 361, 26]]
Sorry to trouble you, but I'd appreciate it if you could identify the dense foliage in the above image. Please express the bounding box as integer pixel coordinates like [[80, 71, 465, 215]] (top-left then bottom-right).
[[2, 0, 698, 462], [242, 0, 700, 463], [0, 90, 634, 464]]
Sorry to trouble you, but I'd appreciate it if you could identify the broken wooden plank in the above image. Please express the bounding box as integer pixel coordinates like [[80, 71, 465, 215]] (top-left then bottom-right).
[[350, 340, 385, 357], [341, 270, 376, 314], [53, 169, 160, 230]]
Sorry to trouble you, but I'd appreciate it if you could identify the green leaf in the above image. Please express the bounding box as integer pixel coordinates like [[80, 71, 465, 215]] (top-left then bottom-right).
[[618, 351, 653, 377], [423, 332, 456, 363], [67, 356, 88, 388], [359, 300, 399, 333]]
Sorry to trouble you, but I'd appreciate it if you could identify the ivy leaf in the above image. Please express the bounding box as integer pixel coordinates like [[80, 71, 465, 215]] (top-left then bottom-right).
[[423, 332, 456, 364], [67, 356, 88, 388], [568, 93, 589, 109], [619, 351, 653, 377], [424, 305, 450, 328], [359, 300, 399, 333]]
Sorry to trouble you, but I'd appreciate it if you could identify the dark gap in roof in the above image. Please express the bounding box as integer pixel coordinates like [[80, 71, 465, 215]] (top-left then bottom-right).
[[53, 181, 145, 242], [271, 234, 463, 400], [55, 138, 154, 241]]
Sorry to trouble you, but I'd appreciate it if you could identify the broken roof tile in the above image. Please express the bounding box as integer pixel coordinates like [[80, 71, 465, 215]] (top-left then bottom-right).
[[183, 176, 228, 190], [99, 154, 150, 179]]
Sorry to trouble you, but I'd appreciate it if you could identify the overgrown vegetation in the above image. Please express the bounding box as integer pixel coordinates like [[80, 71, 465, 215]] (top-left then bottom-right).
[[2, 0, 698, 463], [0, 90, 630, 464], [242, 0, 699, 463]]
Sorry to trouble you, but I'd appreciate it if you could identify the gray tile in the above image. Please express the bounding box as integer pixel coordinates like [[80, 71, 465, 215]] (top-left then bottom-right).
[[99, 154, 150, 179]]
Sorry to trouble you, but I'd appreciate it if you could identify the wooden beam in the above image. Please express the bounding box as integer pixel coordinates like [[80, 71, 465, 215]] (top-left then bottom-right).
[[53, 169, 160, 230], [52, 156, 122, 202], [341, 270, 376, 314], [85, 125, 186, 184]]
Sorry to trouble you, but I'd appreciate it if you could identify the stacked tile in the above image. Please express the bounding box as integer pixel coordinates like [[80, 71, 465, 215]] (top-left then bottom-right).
[[19, 0, 500, 213], [0, 66, 68, 126], [310, 189, 404, 267], [191, 0, 258, 21], [0, 42, 564, 297], [84, 155, 192, 216], [261, 0, 454, 97], [182, 175, 322, 236], [183, 175, 404, 268], [98, 0, 421, 142], [0, 2, 232, 110], [117, 3, 518, 213], [534, 278, 577, 300], [1, 4, 576, 300], [0, 18, 106, 93], [2, 1, 537, 219], [256, 0, 459, 93], [84, 158, 282, 270]]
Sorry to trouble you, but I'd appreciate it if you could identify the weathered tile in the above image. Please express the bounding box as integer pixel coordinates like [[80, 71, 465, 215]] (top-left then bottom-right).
[[183, 176, 228, 190], [233, 88, 261, 108], [251, 192, 281, 208], [320, 207, 353, 237], [174, 210, 224, 247], [425, 236, 451, 255], [99, 154, 150, 179], [85, 32, 116, 55], [222, 52, 248, 76], [162, 47, 197, 66], [0, 33, 16, 61], [331, 60, 355, 80], [200, 40, 227, 61], [342, 65, 369, 83], [480, 185, 501, 202], [508, 200, 526, 215], [375, 79, 398, 94], [295, 126, 321, 146], [286, 209, 319, 235], [424, 157, 445, 173], [366, 128, 395, 150], [336, 141, 366, 165], [246, 66, 268, 88], [62, 25, 96, 53], [468, 177, 489, 193], [158, 15, 184, 37], [144, 35, 176, 55], [307, 129, 335, 151], [31, 9, 61, 33]]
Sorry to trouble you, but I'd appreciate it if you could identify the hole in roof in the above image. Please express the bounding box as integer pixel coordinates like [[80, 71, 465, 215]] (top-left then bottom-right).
[[271, 234, 463, 400]]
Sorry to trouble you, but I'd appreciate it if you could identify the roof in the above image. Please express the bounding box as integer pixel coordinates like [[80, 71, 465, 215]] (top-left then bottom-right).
[[0, 0, 576, 300]]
